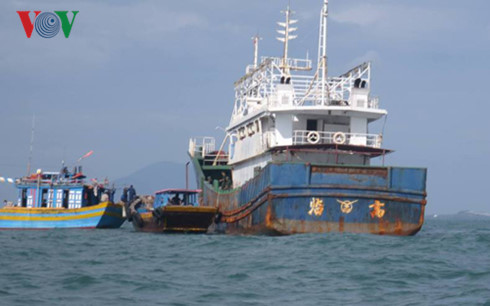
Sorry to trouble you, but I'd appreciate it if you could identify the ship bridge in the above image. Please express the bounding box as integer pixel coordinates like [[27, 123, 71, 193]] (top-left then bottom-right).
[[229, 58, 387, 149], [223, 1, 388, 167]]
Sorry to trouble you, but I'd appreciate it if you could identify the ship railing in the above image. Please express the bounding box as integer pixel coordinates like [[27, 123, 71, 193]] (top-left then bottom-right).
[[292, 130, 382, 148], [188, 137, 216, 159], [369, 97, 379, 109], [17, 178, 85, 185], [244, 72, 379, 109], [202, 151, 229, 166], [234, 60, 377, 110], [261, 56, 313, 71]]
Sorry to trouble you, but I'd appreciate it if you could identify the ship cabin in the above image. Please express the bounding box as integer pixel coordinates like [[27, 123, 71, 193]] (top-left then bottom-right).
[[153, 189, 201, 208], [15, 168, 115, 209]]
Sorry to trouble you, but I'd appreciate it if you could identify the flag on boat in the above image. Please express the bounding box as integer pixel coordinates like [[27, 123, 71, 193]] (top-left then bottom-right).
[[78, 150, 94, 162]]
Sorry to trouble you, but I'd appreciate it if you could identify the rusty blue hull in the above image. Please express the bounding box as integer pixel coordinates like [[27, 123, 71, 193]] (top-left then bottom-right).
[[199, 163, 427, 236]]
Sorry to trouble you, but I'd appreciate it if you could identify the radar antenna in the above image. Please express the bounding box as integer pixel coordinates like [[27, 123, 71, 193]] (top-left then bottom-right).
[[276, 4, 298, 75]]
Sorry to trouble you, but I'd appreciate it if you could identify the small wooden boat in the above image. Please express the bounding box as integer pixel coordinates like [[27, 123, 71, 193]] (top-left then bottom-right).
[[127, 189, 217, 233], [0, 168, 125, 229]]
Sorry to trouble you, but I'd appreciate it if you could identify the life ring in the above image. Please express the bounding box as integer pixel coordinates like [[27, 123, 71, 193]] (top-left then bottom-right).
[[333, 132, 346, 145], [306, 131, 320, 144]]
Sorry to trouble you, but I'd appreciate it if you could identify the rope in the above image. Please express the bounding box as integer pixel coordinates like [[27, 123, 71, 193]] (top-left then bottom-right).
[[221, 196, 269, 223]]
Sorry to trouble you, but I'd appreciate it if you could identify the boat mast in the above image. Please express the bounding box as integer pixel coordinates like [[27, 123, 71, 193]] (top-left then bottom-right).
[[317, 0, 329, 105], [252, 34, 262, 69], [276, 4, 298, 76], [26, 114, 35, 175]]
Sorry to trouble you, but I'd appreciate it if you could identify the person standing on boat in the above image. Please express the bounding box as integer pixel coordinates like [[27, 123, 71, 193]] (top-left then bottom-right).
[[128, 185, 136, 203], [219, 172, 228, 190], [121, 187, 128, 203], [224, 176, 231, 190], [171, 193, 181, 205]]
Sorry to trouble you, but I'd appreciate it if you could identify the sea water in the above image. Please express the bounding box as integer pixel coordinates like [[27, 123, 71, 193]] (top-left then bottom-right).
[[1, 217, 489, 305]]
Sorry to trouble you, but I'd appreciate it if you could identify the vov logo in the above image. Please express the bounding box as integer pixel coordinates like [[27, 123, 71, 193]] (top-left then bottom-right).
[[17, 11, 79, 38]]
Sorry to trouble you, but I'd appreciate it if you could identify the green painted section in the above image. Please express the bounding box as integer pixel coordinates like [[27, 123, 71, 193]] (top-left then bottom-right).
[[188, 154, 236, 195]]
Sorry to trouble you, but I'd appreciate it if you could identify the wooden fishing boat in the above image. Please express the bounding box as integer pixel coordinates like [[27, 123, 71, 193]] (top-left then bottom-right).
[[0, 168, 125, 229], [127, 189, 217, 233]]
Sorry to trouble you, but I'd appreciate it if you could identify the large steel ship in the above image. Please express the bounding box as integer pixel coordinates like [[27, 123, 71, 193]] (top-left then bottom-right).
[[189, 1, 427, 235]]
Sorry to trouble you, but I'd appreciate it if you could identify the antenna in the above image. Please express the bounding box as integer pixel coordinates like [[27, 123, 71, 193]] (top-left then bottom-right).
[[26, 114, 35, 175], [252, 33, 263, 69], [317, 0, 329, 105], [61, 146, 66, 169], [276, 4, 298, 75]]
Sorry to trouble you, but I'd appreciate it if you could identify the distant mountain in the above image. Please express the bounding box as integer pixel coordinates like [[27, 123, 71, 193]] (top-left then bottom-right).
[[113, 161, 196, 197], [457, 210, 490, 218], [431, 210, 490, 220]]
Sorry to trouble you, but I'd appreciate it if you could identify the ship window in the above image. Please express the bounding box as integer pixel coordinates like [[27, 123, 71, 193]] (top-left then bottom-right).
[[62, 190, 69, 209], [238, 127, 246, 140], [41, 189, 48, 208], [307, 119, 318, 131], [21, 189, 27, 207]]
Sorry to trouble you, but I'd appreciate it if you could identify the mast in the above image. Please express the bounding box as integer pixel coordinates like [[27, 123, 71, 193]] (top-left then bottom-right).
[[276, 5, 298, 75], [252, 34, 262, 69], [317, 0, 329, 105], [26, 114, 35, 175]]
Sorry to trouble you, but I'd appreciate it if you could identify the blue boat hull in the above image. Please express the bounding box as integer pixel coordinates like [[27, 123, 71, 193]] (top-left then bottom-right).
[[200, 163, 427, 235], [0, 202, 126, 229]]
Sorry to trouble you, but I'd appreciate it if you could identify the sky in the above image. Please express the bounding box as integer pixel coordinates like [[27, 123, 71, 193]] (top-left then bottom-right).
[[1, 0, 489, 214]]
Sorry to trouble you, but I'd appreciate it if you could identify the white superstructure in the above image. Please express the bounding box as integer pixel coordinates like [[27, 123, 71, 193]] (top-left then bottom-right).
[[190, 1, 389, 187]]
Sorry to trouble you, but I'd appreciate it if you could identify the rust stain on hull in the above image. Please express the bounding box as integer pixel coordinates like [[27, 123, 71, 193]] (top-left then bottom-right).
[[271, 218, 422, 236], [339, 216, 344, 233]]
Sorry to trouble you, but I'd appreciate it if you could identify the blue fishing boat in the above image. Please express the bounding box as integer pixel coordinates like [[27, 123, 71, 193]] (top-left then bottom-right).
[[0, 168, 125, 229], [189, 1, 427, 235]]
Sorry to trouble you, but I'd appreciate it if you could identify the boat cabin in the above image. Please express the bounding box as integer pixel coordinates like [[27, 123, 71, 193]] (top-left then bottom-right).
[[15, 169, 114, 209], [153, 189, 201, 208]]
